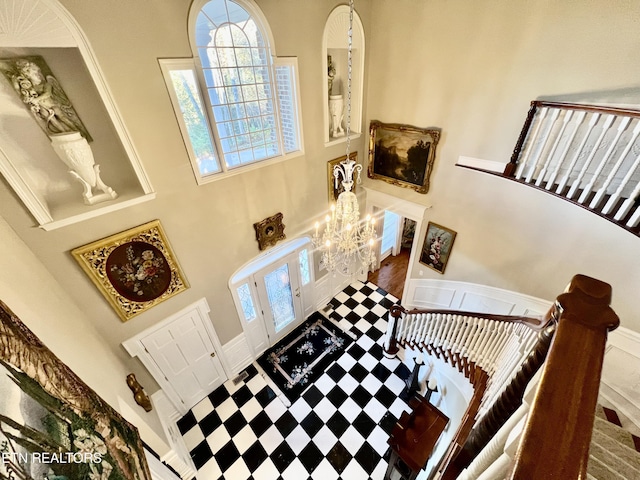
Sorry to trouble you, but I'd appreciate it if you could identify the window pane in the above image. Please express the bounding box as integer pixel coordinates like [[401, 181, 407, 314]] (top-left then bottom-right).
[[299, 249, 310, 285], [231, 24, 250, 46], [264, 264, 295, 333], [235, 48, 253, 67], [168, 69, 220, 176], [229, 103, 246, 120], [239, 67, 255, 84], [237, 283, 257, 322], [251, 48, 267, 66], [217, 48, 236, 68], [220, 67, 240, 85], [198, 47, 218, 68], [214, 25, 233, 47], [212, 105, 231, 122]]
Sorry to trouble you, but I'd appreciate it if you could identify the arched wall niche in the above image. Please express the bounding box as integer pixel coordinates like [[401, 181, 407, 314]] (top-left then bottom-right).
[[322, 5, 365, 146], [0, 0, 154, 230]]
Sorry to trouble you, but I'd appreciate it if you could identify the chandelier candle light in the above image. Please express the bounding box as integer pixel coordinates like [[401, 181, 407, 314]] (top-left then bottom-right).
[[313, 0, 377, 276]]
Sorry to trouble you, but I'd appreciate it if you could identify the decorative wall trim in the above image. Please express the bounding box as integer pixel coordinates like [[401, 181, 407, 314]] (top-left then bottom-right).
[[150, 391, 196, 480], [222, 333, 254, 375], [456, 155, 505, 173], [405, 278, 552, 317], [601, 326, 640, 432]]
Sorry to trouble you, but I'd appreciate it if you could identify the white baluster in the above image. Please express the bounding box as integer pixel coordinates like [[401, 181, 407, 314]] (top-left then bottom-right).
[[578, 116, 631, 204], [556, 112, 601, 194], [545, 111, 586, 189], [567, 114, 615, 199], [516, 107, 549, 179], [591, 118, 640, 210], [525, 108, 561, 183], [535, 109, 572, 186]]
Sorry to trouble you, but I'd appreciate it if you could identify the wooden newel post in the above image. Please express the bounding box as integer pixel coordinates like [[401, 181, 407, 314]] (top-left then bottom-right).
[[507, 274, 620, 480], [384, 305, 404, 358]]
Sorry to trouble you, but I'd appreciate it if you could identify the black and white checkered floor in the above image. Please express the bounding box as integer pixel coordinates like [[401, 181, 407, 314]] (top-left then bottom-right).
[[177, 281, 412, 480]]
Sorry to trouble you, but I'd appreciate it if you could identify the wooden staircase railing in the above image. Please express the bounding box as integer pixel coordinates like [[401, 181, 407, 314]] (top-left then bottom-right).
[[382, 274, 619, 479], [465, 101, 640, 237]]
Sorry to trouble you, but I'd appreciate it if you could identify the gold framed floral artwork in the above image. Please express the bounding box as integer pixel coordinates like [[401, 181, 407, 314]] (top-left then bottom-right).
[[72, 220, 189, 321], [327, 151, 358, 202]]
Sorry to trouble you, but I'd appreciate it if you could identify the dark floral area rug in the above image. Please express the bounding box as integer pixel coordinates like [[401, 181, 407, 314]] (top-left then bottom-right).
[[257, 312, 353, 402]]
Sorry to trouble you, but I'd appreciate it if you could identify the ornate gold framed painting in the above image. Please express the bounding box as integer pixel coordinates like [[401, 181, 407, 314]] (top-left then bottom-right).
[[72, 220, 189, 321], [419, 222, 457, 274], [368, 120, 440, 194], [254, 212, 286, 250], [327, 151, 358, 202]]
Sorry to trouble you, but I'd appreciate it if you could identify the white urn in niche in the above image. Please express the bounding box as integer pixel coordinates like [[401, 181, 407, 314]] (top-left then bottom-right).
[[50, 132, 118, 205], [329, 94, 345, 138]]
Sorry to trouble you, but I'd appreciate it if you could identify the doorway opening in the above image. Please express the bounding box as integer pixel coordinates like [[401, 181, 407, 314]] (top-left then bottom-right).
[[368, 212, 416, 299]]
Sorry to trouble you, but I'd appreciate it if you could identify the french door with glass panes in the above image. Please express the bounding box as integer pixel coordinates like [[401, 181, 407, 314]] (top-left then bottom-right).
[[255, 252, 304, 346]]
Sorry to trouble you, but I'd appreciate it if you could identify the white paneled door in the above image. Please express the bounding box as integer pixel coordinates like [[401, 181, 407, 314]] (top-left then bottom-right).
[[140, 308, 226, 411]]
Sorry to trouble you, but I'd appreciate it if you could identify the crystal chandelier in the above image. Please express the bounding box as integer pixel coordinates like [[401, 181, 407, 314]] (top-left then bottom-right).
[[313, 0, 377, 276]]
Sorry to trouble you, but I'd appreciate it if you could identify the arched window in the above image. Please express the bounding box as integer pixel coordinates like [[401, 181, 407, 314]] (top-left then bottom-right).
[[160, 0, 302, 184]]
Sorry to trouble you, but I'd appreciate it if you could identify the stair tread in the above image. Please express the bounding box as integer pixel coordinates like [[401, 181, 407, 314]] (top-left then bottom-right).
[[587, 455, 632, 480], [589, 431, 640, 476], [593, 415, 639, 451]]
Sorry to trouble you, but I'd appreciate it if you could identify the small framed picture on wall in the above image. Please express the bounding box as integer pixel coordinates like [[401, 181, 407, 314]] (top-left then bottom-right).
[[419, 222, 457, 274]]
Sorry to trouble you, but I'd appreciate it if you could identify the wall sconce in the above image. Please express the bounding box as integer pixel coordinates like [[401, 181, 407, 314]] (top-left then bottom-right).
[[126, 373, 152, 412]]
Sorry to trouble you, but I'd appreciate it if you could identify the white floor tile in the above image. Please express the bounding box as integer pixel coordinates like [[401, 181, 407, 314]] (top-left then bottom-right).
[[195, 458, 222, 480], [281, 458, 308, 480], [363, 397, 387, 423], [205, 427, 230, 454], [215, 396, 238, 422], [339, 397, 363, 422], [340, 425, 365, 454], [191, 397, 214, 422], [314, 397, 337, 422], [312, 425, 338, 455], [285, 425, 312, 454], [181, 426, 205, 451], [258, 424, 284, 454], [341, 458, 370, 480], [239, 396, 262, 422], [312, 458, 340, 480], [252, 458, 280, 480], [289, 398, 312, 421], [233, 424, 258, 454], [224, 457, 251, 479]]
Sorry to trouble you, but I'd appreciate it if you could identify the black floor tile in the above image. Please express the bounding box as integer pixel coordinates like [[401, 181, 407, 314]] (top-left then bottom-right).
[[242, 441, 268, 472], [177, 411, 197, 435], [199, 410, 222, 437], [300, 411, 324, 438], [249, 410, 272, 437], [326, 385, 348, 408], [208, 385, 230, 407], [302, 385, 324, 408], [326, 441, 352, 474], [224, 410, 248, 437], [354, 442, 382, 474], [326, 363, 347, 382], [297, 442, 324, 473], [190, 440, 213, 470], [351, 385, 373, 408], [254, 385, 278, 407], [326, 411, 350, 437], [352, 411, 376, 438], [274, 410, 298, 438], [214, 440, 240, 472], [232, 384, 253, 407], [271, 442, 296, 473]]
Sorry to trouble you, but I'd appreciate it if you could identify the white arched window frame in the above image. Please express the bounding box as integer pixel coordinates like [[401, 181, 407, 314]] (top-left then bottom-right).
[[160, 0, 303, 185]]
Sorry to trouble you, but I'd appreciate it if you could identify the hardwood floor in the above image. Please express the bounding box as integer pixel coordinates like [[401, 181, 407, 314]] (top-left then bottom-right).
[[367, 247, 411, 299]]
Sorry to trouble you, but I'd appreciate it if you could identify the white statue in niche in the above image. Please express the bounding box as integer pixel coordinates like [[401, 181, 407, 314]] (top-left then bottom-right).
[[0, 56, 117, 205], [329, 94, 344, 138]]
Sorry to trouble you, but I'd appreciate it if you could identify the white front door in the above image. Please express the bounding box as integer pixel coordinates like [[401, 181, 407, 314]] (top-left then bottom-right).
[[255, 252, 304, 346], [140, 308, 226, 411]]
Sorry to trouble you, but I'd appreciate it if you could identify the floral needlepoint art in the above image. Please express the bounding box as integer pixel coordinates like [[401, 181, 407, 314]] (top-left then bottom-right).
[[72, 220, 189, 321]]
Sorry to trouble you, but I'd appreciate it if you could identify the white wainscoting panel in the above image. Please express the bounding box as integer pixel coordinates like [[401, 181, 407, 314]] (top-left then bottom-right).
[[412, 285, 456, 309], [601, 326, 640, 433], [222, 333, 254, 374], [405, 279, 552, 317]]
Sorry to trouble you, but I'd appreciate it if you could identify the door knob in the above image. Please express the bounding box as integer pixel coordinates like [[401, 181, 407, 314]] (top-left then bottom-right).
[[210, 352, 216, 358]]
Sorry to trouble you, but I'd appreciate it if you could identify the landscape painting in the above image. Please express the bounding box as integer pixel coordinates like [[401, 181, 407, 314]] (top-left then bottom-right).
[[368, 121, 440, 194]]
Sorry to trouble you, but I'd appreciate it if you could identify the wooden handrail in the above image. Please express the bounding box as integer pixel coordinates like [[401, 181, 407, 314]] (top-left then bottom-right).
[[507, 274, 619, 479]]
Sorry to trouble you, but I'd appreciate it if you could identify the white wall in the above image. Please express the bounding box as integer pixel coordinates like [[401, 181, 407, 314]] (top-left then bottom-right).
[[364, 0, 640, 332]]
